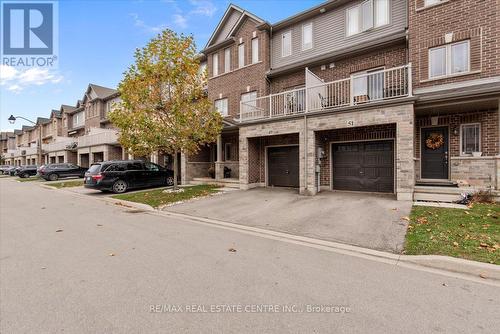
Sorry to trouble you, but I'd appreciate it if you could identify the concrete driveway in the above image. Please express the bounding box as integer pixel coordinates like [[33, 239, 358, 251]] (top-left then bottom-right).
[[163, 188, 412, 253]]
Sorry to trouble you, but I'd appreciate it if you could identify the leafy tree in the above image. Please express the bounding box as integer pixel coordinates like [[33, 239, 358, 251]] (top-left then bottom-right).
[[109, 30, 223, 189]]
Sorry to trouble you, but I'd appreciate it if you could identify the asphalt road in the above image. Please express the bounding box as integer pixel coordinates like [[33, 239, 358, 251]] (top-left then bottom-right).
[[1, 178, 499, 333]]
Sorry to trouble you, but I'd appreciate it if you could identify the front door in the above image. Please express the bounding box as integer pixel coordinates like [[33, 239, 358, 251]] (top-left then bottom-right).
[[421, 127, 449, 179], [267, 146, 299, 188]]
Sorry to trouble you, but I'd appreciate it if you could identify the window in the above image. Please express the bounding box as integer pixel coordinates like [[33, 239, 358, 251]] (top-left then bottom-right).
[[346, 0, 389, 36], [429, 40, 470, 79], [214, 98, 228, 116], [238, 43, 245, 68], [461, 123, 480, 155], [240, 91, 257, 115], [424, 0, 443, 6], [251, 38, 259, 64], [145, 162, 160, 171], [224, 143, 232, 161], [224, 48, 231, 73], [73, 111, 85, 127], [282, 31, 291, 57], [212, 53, 218, 76], [302, 22, 312, 50]]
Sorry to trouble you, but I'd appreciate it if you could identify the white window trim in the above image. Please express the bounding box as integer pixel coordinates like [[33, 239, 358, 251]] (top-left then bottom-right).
[[460, 123, 481, 156], [251, 37, 259, 64], [224, 48, 231, 73], [346, 0, 391, 37], [418, 0, 449, 11], [302, 22, 313, 51], [214, 98, 228, 117], [212, 53, 219, 77], [428, 40, 470, 80], [281, 30, 292, 57], [238, 43, 245, 68]]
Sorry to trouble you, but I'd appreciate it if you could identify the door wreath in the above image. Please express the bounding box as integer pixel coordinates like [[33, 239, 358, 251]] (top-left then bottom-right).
[[425, 133, 444, 150]]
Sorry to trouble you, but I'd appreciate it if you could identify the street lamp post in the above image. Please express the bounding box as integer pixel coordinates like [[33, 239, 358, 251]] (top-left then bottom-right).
[[8, 115, 43, 165]]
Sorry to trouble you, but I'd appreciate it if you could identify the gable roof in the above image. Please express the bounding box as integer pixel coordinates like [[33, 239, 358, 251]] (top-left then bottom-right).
[[204, 4, 264, 51], [14, 129, 23, 135], [50, 109, 62, 118], [37, 117, 51, 124]]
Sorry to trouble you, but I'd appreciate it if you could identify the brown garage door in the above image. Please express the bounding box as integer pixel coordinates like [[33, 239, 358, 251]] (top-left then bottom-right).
[[332, 140, 394, 193], [267, 146, 299, 188]]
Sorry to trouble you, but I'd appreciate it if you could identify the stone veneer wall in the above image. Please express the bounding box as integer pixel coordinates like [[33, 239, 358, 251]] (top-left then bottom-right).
[[240, 103, 415, 200], [450, 157, 499, 189]]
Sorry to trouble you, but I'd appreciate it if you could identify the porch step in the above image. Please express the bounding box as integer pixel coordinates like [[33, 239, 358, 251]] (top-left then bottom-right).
[[413, 186, 474, 203], [415, 180, 458, 187], [190, 177, 240, 189]]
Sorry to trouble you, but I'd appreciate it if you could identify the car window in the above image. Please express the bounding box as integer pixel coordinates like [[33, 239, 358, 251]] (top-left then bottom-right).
[[144, 162, 160, 171], [104, 164, 126, 172], [68, 164, 78, 168], [87, 164, 102, 174], [126, 162, 144, 171]]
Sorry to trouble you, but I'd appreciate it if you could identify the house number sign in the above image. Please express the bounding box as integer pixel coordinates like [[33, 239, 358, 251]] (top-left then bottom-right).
[[346, 120, 355, 127]]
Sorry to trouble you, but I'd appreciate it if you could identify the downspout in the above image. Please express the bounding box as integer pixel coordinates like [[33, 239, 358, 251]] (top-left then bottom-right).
[[304, 68, 308, 195]]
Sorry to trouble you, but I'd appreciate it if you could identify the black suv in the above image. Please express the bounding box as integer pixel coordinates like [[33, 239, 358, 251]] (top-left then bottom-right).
[[84, 160, 174, 193], [39, 163, 87, 181], [17, 165, 39, 178]]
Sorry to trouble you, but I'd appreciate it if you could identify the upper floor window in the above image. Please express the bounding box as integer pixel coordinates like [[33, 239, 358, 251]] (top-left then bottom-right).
[[302, 22, 313, 50], [240, 91, 257, 115], [424, 0, 444, 6], [212, 53, 219, 76], [461, 123, 480, 155], [346, 0, 389, 36], [429, 40, 470, 79], [224, 48, 231, 73], [73, 111, 85, 127], [238, 43, 245, 68], [251, 38, 259, 64], [214, 98, 228, 116], [282, 30, 291, 57]]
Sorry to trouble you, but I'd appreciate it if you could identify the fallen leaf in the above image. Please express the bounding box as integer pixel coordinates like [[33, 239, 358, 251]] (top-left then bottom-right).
[[55, 229, 63, 232], [228, 248, 237, 253], [426, 229, 431, 232], [479, 243, 489, 248], [401, 216, 410, 222], [453, 242, 459, 247], [442, 283, 448, 287], [41, 206, 46, 209], [97, 224, 103, 227], [464, 211, 470, 215], [109, 253, 115, 256], [41, 267, 46, 270], [479, 273, 487, 279]]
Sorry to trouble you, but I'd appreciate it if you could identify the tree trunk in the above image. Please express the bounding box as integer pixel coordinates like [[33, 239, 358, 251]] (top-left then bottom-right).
[[173, 151, 178, 190]]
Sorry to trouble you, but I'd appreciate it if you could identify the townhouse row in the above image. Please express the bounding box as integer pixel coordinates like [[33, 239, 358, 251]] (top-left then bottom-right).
[[183, 0, 500, 200], [1, 84, 125, 168], [2, 0, 499, 201]]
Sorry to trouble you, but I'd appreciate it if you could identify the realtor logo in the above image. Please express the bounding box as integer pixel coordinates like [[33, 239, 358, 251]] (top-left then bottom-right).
[[1, 1, 58, 67]]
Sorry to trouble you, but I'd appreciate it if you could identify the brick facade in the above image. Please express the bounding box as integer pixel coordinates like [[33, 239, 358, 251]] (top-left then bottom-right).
[[409, 0, 500, 88], [270, 43, 408, 93], [207, 17, 270, 119]]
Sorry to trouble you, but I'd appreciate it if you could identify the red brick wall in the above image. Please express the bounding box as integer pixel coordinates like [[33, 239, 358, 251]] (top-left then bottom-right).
[[207, 17, 270, 119], [416, 110, 499, 157], [270, 44, 407, 93], [409, 0, 500, 87], [247, 133, 299, 184]]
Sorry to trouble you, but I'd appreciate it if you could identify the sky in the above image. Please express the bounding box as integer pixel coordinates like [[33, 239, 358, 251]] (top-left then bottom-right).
[[0, 0, 323, 132]]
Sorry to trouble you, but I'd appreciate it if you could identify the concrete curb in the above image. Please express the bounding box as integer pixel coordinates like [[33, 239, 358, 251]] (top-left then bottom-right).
[[49, 187, 500, 286]]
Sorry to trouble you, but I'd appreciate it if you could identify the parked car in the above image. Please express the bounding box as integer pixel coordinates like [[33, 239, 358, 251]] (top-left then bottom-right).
[[84, 160, 174, 193], [8, 166, 21, 176], [39, 163, 87, 181], [17, 165, 39, 178], [0, 165, 13, 175]]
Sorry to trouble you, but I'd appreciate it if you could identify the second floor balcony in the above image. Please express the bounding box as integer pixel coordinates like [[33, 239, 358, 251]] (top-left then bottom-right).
[[239, 64, 412, 122]]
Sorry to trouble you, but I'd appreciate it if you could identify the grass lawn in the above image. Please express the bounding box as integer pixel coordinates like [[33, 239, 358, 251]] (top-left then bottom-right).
[[112, 184, 220, 208], [405, 203, 500, 264], [17, 176, 42, 182], [49, 180, 84, 188]]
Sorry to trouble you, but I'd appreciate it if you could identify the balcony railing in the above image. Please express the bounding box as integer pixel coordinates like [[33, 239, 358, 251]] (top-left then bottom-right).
[[43, 140, 77, 152], [77, 131, 118, 147], [239, 64, 412, 122]]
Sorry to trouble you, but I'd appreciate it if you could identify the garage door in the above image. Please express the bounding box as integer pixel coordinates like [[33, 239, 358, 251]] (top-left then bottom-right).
[[332, 141, 393, 193], [267, 146, 299, 188]]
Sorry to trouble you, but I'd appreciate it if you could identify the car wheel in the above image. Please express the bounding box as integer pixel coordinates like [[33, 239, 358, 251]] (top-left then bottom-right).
[[22, 173, 30, 178], [166, 176, 174, 186], [112, 180, 128, 194], [48, 173, 59, 181]]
